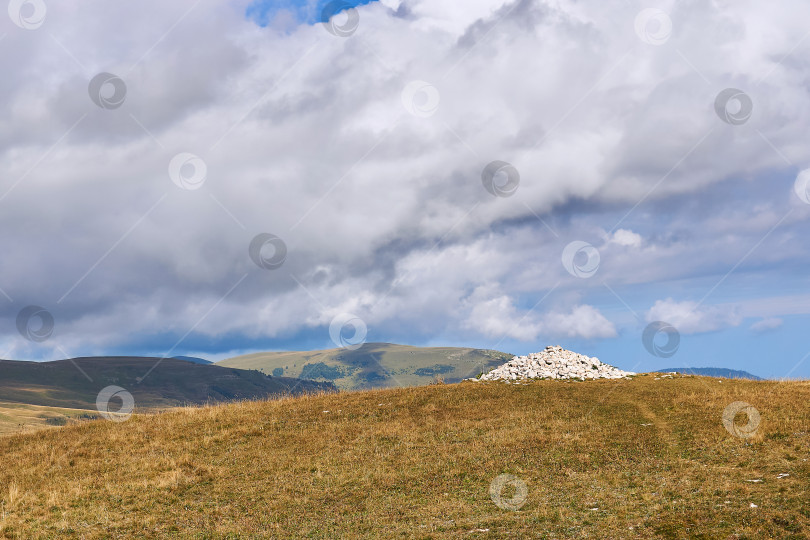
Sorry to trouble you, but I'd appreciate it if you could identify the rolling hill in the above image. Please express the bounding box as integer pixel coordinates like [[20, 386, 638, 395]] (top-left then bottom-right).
[[656, 367, 763, 380], [0, 401, 101, 435], [0, 357, 334, 411], [171, 356, 212, 365], [217, 342, 513, 390], [0, 374, 806, 537]]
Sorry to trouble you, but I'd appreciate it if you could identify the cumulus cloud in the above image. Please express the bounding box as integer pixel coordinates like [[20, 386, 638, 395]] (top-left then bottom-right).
[[463, 288, 538, 342], [540, 305, 617, 339], [463, 286, 615, 341], [645, 298, 742, 334], [607, 229, 642, 248]]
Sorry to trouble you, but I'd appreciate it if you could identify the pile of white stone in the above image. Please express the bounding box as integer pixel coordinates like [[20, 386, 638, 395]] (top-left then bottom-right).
[[469, 346, 636, 382]]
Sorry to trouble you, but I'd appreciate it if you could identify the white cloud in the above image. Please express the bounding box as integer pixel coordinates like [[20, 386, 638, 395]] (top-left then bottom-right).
[[646, 298, 742, 334], [539, 304, 617, 339], [607, 229, 642, 248], [463, 286, 615, 340], [463, 288, 538, 341], [749, 317, 783, 333]]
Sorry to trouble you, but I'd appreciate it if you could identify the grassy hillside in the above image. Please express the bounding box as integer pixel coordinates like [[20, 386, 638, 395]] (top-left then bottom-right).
[[218, 342, 512, 390], [0, 374, 807, 538], [0, 357, 334, 410], [0, 401, 100, 435]]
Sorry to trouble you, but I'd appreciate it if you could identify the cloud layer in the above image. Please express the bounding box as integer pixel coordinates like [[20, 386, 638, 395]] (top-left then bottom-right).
[[1, 0, 810, 376]]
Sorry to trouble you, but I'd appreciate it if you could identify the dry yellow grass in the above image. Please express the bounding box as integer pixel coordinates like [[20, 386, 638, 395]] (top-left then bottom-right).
[[0, 374, 807, 538], [0, 401, 99, 435]]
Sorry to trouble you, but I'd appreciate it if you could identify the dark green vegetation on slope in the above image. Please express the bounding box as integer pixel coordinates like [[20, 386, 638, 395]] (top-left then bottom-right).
[[0, 357, 334, 410], [218, 342, 512, 390], [0, 374, 807, 537]]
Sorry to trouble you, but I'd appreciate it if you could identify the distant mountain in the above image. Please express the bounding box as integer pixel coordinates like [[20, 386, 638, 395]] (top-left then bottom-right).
[[655, 367, 763, 380], [0, 357, 335, 410], [172, 355, 212, 365], [218, 342, 512, 390]]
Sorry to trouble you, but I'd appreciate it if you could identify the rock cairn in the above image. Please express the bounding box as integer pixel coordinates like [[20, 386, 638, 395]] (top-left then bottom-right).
[[469, 346, 635, 382]]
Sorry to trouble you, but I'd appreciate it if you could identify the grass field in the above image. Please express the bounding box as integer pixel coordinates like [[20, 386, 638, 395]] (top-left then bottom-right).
[[218, 342, 512, 390], [0, 401, 99, 435], [0, 374, 807, 538]]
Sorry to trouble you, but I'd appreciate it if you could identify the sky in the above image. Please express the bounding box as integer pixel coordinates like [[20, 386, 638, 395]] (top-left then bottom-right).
[[245, 0, 377, 28], [1, 0, 810, 379]]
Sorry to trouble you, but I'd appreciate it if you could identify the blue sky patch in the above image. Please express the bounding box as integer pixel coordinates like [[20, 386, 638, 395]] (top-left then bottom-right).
[[247, 0, 378, 27]]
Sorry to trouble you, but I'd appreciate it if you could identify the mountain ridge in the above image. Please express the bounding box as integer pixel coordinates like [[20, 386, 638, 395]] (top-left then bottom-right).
[[0, 356, 334, 410], [218, 342, 513, 390], [655, 367, 763, 380]]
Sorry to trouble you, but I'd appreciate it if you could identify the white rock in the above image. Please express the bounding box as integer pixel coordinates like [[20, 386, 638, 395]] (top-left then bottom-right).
[[471, 345, 636, 382]]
